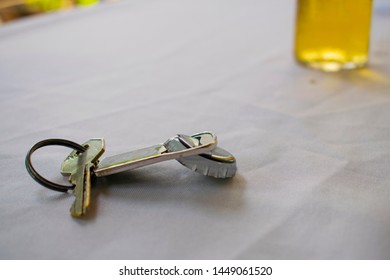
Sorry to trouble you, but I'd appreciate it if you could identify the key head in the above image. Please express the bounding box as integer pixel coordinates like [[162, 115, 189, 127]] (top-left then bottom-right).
[[61, 138, 105, 176]]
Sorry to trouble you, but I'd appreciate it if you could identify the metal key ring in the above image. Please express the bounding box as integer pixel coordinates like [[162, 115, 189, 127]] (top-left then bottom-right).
[[25, 139, 86, 192]]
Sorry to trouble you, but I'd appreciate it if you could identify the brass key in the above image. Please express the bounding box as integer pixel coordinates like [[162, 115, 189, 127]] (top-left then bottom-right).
[[61, 139, 105, 217]]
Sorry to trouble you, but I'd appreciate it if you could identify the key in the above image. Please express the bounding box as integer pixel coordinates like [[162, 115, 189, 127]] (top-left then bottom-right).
[[26, 131, 236, 218], [61, 139, 105, 217], [93, 131, 236, 178], [94, 131, 217, 177]]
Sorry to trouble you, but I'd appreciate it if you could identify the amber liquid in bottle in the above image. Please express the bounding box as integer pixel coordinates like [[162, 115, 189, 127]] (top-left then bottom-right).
[[295, 0, 372, 72]]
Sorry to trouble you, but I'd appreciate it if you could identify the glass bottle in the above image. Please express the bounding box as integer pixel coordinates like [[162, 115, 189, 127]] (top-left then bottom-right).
[[295, 0, 373, 72]]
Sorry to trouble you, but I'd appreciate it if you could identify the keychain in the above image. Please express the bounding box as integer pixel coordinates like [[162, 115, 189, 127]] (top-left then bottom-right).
[[25, 131, 237, 217]]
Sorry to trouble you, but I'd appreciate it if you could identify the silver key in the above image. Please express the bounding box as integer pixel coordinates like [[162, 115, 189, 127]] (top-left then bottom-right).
[[94, 131, 217, 177], [61, 139, 105, 217]]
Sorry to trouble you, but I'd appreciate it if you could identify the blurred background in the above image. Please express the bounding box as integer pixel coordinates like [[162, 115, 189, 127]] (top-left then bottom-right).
[[0, 0, 109, 24]]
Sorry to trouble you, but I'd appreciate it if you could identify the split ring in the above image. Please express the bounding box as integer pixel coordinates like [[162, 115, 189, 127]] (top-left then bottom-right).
[[25, 139, 86, 192]]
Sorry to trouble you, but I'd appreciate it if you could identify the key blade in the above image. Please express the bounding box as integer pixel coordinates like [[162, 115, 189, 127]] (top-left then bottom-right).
[[95, 144, 167, 176], [84, 163, 92, 210], [69, 163, 93, 217], [69, 166, 86, 217]]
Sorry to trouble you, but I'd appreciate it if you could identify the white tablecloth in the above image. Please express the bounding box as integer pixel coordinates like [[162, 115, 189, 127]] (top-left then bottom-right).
[[0, 0, 389, 259]]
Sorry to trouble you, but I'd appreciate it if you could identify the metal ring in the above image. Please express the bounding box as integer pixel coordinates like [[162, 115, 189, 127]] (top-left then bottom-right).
[[25, 139, 86, 192]]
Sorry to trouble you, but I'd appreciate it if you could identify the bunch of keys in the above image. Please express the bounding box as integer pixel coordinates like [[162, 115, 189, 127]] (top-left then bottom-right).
[[25, 132, 237, 218]]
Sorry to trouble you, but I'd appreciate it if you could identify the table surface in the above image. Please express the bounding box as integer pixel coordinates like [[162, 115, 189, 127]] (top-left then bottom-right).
[[0, 0, 389, 259]]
